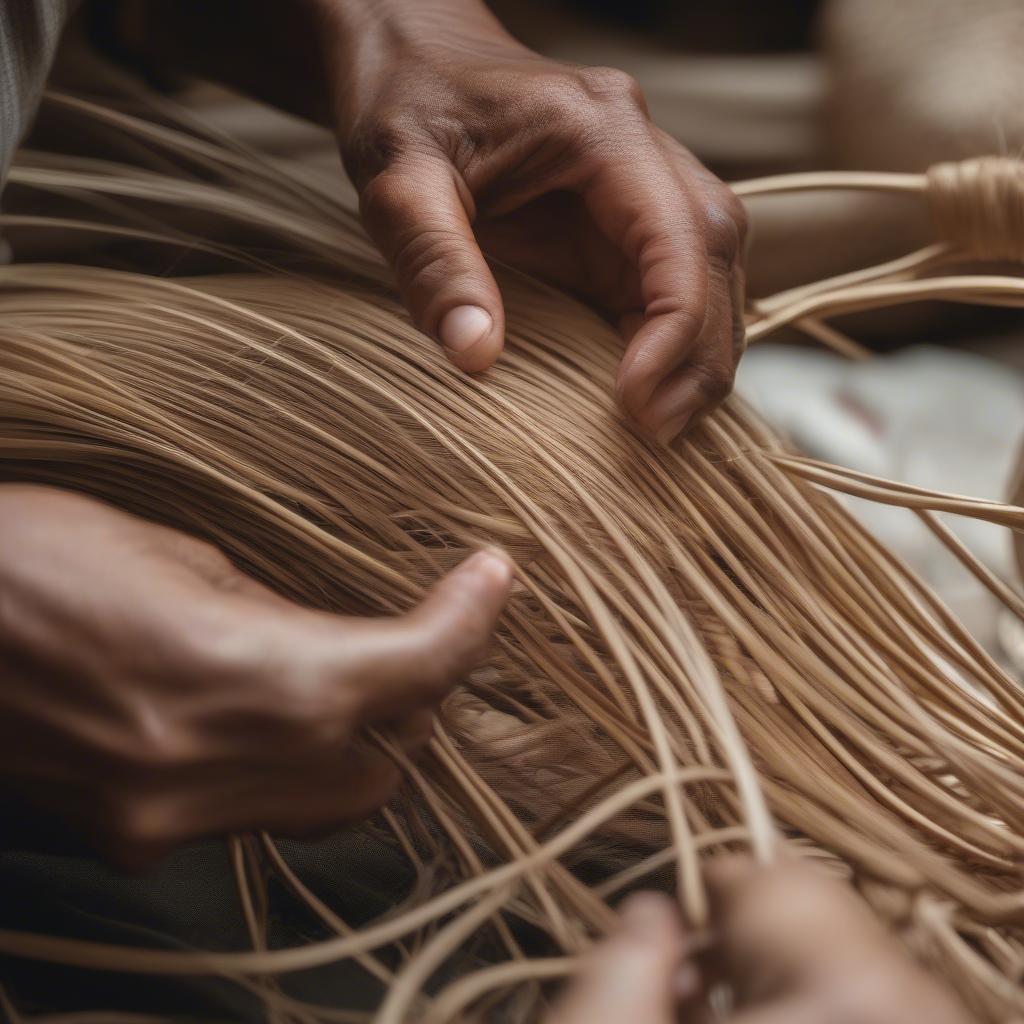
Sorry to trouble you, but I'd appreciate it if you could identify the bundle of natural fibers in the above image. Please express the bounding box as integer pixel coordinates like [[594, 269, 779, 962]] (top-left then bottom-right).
[[2, 94, 1024, 1023]]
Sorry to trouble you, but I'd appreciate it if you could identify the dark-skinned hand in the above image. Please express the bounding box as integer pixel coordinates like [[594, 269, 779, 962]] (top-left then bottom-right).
[[547, 856, 977, 1024], [125, 0, 748, 441], [0, 484, 512, 868], [326, 0, 747, 441]]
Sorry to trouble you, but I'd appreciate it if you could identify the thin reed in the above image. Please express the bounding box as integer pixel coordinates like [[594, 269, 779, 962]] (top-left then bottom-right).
[[0, 93, 1023, 1022]]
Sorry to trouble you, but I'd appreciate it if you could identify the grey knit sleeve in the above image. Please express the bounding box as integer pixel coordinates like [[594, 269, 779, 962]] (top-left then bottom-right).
[[0, 0, 73, 187]]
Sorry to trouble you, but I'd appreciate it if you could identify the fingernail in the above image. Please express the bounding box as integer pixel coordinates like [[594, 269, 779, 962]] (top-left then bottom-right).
[[462, 546, 513, 587], [439, 305, 492, 353]]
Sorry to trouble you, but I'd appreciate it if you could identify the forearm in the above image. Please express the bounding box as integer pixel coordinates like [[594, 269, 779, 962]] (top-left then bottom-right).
[[113, 0, 522, 127], [310, 0, 527, 126]]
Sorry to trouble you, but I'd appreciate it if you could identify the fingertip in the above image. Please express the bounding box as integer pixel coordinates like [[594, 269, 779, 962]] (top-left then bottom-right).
[[416, 546, 514, 645], [615, 303, 707, 415], [654, 413, 692, 446], [615, 384, 691, 445], [453, 545, 514, 594], [630, 356, 734, 445], [438, 304, 504, 373], [439, 304, 491, 352], [619, 891, 681, 941]]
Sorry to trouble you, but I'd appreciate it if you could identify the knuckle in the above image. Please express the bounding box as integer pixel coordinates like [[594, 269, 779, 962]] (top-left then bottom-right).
[[125, 717, 189, 775], [704, 201, 745, 268], [530, 70, 635, 145], [177, 605, 257, 684], [270, 665, 344, 733], [725, 191, 750, 239], [656, 301, 707, 344], [403, 617, 474, 695], [391, 226, 478, 295], [270, 656, 359, 744], [691, 360, 735, 405], [299, 698, 353, 748], [166, 531, 236, 581], [577, 66, 645, 109], [343, 113, 418, 189]]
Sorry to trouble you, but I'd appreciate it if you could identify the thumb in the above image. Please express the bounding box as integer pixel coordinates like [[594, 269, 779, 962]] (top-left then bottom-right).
[[358, 154, 505, 372], [548, 893, 687, 1024], [348, 546, 514, 719]]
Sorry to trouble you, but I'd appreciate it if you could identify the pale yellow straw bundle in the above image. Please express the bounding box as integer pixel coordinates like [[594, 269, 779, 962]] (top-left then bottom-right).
[[1, 94, 1023, 1022]]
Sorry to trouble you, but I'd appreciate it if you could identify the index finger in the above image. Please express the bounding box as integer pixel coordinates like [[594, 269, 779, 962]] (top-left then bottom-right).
[[580, 143, 712, 423]]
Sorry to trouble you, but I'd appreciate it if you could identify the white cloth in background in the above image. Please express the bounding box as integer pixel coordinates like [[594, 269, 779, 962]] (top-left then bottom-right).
[[737, 345, 1024, 656]]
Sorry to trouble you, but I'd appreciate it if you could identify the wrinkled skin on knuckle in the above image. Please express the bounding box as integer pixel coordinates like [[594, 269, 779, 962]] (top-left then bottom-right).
[[703, 195, 746, 272], [342, 111, 422, 190], [392, 224, 480, 298], [261, 653, 358, 750], [576, 65, 646, 112], [694, 361, 735, 407], [520, 71, 623, 153]]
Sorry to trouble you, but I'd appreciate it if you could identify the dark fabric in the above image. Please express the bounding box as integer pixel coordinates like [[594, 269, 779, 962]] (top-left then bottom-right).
[[0, 829, 413, 1020]]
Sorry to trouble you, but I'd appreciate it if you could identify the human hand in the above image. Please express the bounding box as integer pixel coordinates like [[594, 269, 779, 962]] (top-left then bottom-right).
[[322, 0, 747, 442], [546, 856, 976, 1024], [0, 484, 512, 868]]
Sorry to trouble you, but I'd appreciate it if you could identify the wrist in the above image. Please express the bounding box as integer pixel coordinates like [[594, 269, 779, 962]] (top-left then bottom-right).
[[310, 0, 530, 129]]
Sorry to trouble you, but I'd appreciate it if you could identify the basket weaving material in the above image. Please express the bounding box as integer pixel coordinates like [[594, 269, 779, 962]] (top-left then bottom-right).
[[0, 95, 1024, 1022]]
